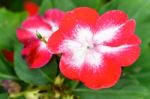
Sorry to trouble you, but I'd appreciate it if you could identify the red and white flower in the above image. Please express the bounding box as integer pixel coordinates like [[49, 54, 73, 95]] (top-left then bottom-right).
[[48, 7, 141, 89], [17, 9, 64, 68]]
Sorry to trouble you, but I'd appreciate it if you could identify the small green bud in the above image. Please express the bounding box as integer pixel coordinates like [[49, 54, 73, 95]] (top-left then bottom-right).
[[36, 33, 43, 39], [54, 75, 64, 86], [25, 90, 39, 99]]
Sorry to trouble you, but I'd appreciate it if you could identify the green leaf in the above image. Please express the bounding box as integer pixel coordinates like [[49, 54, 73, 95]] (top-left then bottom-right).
[[0, 54, 18, 80], [14, 44, 58, 85], [72, 0, 105, 10], [39, 0, 53, 14], [74, 75, 149, 99], [0, 8, 27, 50], [0, 93, 9, 99], [99, 0, 120, 13], [40, 0, 75, 13], [16, 96, 26, 99], [53, 0, 76, 11]]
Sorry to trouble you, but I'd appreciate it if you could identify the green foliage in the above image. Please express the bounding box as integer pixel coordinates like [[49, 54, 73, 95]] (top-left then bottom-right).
[[0, 0, 150, 98], [0, 93, 9, 99], [72, 0, 105, 10], [14, 44, 58, 85], [0, 54, 17, 80], [39, 0, 53, 14], [0, 8, 27, 50], [40, 0, 75, 13], [74, 74, 150, 99], [53, 0, 75, 11]]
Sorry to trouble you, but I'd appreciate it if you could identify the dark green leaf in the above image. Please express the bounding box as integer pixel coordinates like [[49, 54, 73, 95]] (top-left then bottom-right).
[[14, 44, 58, 85], [0, 54, 18, 80], [74, 75, 149, 99]]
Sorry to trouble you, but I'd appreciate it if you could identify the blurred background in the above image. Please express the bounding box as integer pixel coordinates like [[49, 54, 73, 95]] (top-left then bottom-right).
[[0, 0, 41, 12]]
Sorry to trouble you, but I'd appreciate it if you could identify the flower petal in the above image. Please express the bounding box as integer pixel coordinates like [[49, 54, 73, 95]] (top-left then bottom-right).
[[59, 7, 99, 34], [79, 57, 121, 89], [59, 53, 80, 80], [59, 44, 104, 83], [97, 45, 140, 66], [94, 18, 137, 46], [47, 30, 64, 53], [96, 10, 128, 29], [48, 7, 98, 53], [16, 28, 36, 45], [22, 15, 52, 41], [44, 9, 64, 32], [125, 34, 141, 45], [22, 40, 52, 68], [22, 15, 51, 29]]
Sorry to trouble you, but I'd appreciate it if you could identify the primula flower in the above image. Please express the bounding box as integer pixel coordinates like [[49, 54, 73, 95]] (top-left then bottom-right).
[[48, 7, 141, 89], [17, 9, 64, 68]]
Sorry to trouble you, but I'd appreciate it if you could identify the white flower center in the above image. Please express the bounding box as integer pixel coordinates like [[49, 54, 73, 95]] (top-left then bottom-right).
[[61, 26, 103, 68], [61, 24, 124, 68]]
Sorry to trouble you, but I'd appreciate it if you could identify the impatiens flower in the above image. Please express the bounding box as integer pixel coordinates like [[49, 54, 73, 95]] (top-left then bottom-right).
[[48, 7, 141, 89], [17, 9, 64, 68], [24, 1, 39, 16]]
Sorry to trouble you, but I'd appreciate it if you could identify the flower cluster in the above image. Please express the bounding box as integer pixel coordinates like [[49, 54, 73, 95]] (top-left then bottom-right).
[[17, 9, 64, 68], [17, 7, 141, 89]]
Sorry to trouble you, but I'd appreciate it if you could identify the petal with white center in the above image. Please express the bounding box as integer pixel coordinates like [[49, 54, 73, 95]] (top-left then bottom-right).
[[59, 7, 98, 33], [27, 28, 52, 41], [94, 20, 137, 46], [61, 39, 86, 67], [22, 40, 52, 68], [73, 26, 93, 46], [17, 28, 36, 45], [95, 10, 128, 30], [22, 15, 51, 30], [97, 44, 140, 66], [22, 15, 51, 40], [60, 53, 81, 80], [79, 56, 121, 89], [44, 9, 64, 32], [48, 26, 94, 53], [59, 46, 103, 81]]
